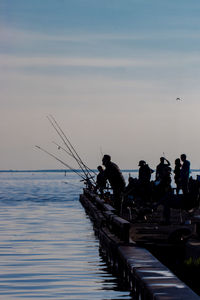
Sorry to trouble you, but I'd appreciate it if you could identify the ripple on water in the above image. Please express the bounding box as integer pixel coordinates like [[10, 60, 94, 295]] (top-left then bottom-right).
[[0, 172, 132, 299]]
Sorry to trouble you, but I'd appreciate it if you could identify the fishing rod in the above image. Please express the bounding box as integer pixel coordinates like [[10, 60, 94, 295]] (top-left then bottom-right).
[[47, 115, 81, 165], [53, 141, 81, 161], [52, 141, 96, 184], [49, 115, 83, 164], [47, 116, 93, 182], [100, 146, 103, 158], [47, 115, 96, 182], [48, 115, 94, 176], [63, 181, 82, 188], [51, 139, 93, 181], [52, 141, 96, 179], [35, 145, 87, 181]]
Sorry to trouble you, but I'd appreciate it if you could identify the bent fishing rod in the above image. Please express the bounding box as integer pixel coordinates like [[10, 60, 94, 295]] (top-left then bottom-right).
[[47, 115, 96, 182], [35, 145, 93, 182]]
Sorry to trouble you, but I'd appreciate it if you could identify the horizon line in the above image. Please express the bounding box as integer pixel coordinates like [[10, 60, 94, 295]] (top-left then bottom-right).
[[0, 169, 200, 173]]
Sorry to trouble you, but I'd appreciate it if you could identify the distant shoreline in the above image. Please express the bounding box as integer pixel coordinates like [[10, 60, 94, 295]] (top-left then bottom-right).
[[0, 169, 139, 173], [0, 169, 200, 173]]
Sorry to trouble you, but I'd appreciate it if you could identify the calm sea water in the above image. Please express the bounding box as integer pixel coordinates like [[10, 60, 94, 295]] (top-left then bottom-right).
[[0, 171, 132, 300], [0, 170, 199, 299]]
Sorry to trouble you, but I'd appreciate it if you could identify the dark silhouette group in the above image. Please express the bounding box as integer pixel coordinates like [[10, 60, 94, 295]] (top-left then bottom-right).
[[94, 153, 200, 223]]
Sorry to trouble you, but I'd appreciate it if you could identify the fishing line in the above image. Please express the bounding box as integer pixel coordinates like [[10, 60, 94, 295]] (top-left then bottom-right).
[[52, 141, 95, 181], [48, 115, 96, 182], [52, 140, 89, 175], [52, 141, 96, 177], [63, 181, 82, 188], [53, 141, 79, 161], [49, 115, 84, 165], [47, 116, 93, 181], [35, 145, 87, 181]]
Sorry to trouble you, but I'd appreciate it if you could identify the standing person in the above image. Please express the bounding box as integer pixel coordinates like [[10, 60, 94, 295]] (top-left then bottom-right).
[[174, 158, 181, 194], [138, 160, 154, 202], [102, 154, 125, 212], [156, 157, 171, 181], [155, 157, 171, 195], [180, 154, 190, 194], [96, 166, 107, 195], [138, 160, 153, 184]]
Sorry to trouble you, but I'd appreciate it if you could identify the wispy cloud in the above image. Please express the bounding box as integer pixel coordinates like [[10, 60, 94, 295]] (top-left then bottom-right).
[[1, 67, 199, 111], [0, 54, 156, 68], [1, 52, 200, 71], [1, 26, 200, 44]]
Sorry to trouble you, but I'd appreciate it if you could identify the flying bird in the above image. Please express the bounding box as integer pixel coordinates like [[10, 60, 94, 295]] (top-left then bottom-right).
[[176, 97, 182, 101]]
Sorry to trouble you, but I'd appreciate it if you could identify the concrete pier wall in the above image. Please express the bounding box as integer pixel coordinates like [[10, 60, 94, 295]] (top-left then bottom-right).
[[80, 189, 199, 300]]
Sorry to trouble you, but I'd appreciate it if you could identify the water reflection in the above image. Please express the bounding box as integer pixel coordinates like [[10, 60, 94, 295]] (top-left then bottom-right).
[[0, 172, 132, 299]]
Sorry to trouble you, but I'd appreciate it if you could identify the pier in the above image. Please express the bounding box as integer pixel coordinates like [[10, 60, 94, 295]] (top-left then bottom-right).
[[80, 189, 200, 300]]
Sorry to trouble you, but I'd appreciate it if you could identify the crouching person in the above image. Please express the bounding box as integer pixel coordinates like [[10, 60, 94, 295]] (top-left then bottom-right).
[[95, 165, 107, 196]]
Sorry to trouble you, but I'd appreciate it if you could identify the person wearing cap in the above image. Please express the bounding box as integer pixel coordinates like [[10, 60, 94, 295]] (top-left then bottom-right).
[[102, 154, 125, 212]]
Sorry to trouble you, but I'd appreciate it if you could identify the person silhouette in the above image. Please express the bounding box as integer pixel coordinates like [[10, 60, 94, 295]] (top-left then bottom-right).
[[156, 157, 171, 182], [102, 154, 125, 212], [180, 154, 190, 194], [155, 157, 171, 195], [138, 160, 152, 184], [96, 165, 107, 195], [174, 158, 181, 194], [138, 160, 154, 202]]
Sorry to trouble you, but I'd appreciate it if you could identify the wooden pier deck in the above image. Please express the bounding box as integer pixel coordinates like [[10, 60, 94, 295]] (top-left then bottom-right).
[[129, 205, 194, 245]]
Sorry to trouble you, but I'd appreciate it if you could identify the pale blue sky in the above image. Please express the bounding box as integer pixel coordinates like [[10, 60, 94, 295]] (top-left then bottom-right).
[[1, 0, 200, 170]]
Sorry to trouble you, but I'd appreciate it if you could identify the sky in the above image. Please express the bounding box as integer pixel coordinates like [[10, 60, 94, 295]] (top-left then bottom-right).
[[1, 0, 200, 170]]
